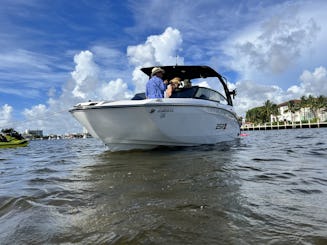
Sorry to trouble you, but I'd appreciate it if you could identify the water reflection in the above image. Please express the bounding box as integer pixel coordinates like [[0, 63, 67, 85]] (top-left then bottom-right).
[[1, 130, 326, 244], [67, 142, 245, 244]]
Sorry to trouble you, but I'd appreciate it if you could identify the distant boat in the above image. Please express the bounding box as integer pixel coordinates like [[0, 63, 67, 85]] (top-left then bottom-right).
[[0, 128, 28, 148], [70, 65, 240, 151]]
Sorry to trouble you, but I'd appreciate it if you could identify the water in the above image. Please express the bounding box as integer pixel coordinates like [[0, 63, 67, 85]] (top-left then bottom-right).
[[0, 128, 326, 244]]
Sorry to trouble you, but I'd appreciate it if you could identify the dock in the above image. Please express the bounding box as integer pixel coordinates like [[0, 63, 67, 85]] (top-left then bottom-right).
[[241, 121, 327, 131]]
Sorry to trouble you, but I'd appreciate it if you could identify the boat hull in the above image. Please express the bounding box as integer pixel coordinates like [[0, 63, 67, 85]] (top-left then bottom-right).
[[70, 99, 240, 151], [0, 139, 28, 148]]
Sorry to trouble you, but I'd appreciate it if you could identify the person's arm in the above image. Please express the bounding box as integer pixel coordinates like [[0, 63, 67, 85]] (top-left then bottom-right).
[[165, 84, 173, 98], [158, 78, 168, 91]]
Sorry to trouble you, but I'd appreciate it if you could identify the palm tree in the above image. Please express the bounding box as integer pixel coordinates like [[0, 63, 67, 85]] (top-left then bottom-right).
[[300, 95, 308, 120], [246, 106, 265, 124], [271, 103, 280, 122], [245, 100, 279, 124], [307, 95, 317, 119], [285, 100, 300, 122], [264, 100, 274, 123], [315, 95, 327, 120], [262, 100, 279, 123]]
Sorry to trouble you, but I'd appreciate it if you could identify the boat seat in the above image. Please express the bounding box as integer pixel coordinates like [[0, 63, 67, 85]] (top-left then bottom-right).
[[131, 93, 146, 100], [170, 87, 198, 98]]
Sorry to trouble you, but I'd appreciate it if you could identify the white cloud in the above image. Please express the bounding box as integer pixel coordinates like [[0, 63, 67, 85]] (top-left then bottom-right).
[[127, 27, 183, 93], [99, 78, 133, 101], [233, 65, 327, 117], [71, 50, 99, 99], [127, 27, 183, 67], [288, 66, 327, 97], [196, 81, 210, 88], [0, 104, 13, 127], [22, 104, 48, 129], [233, 80, 286, 116], [226, 14, 320, 78], [216, 1, 327, 96]]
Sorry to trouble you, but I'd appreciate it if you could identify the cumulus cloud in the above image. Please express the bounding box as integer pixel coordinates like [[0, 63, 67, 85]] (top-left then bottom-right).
[[224, 7, 321, 83], [0, 104, 13, 127], [127, 27, 183, 67], [99, 78, 133, 100], [233, 80, 288, 116], [71, 50, 99, 99], [22, 104, 48, 129], [127, 27, 183, 93], [234, 65, 327, 117], [288, 66, 327, 97]]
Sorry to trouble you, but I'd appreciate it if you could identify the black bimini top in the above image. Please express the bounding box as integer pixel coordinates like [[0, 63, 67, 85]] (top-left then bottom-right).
[[141, 65, 222, 80], [141, 65, 234, 106]]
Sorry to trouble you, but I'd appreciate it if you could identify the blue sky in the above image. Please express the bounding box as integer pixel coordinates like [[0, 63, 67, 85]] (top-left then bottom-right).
[[1, 0, 327, 134]]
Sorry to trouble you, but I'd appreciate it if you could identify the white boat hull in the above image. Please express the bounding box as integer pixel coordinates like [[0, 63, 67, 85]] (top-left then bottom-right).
[[70, 98, 240, 151]]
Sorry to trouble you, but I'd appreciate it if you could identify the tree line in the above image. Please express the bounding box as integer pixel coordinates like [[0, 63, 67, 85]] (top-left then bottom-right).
[[245, 95, 327, 124]]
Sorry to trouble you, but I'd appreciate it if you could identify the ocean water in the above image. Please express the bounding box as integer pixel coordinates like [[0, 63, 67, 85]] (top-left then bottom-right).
[[0, 128, 326, 244]]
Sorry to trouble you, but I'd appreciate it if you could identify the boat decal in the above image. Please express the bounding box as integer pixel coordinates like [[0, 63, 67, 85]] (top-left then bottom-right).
[[216, 123, 227, 130], [157, 107, 174, 113]]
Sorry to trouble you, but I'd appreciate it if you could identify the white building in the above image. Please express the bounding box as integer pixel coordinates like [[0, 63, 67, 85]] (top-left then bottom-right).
[[271, 100, 326, 123]]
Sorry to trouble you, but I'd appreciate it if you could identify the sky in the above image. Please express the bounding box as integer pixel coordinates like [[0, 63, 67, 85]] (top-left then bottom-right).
[[1, 0, 327, 135]]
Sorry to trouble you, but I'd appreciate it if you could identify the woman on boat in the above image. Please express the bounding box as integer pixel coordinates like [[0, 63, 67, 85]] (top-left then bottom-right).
[[165, 77, 182, 98]]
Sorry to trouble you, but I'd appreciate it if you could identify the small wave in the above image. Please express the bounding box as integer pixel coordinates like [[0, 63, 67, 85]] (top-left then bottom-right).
[[275, 174, 292, 179], [28, 177, 53, 184], [175, 203, 208, 211], [252, 158, 286, 162], [295, 136, 315, 139], [238, 165, 263, 172], [0, 196, 34, 218], [286, 189, 323, 194], [282, 172, 296, 177], [308, 149, 327, 156], [253, 174, 273, 180], [28, 177, 83, 185], [311, 177, 327, 185], [31, 167, 58, 174]]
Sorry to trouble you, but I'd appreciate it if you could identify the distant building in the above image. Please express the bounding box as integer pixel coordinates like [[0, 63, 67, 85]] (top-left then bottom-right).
[[24, 129, 43, 138], [271, 100, 327, 122]]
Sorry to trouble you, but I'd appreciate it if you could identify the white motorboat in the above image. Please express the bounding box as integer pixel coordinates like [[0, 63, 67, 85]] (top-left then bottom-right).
[[69, 66, 240, 151]]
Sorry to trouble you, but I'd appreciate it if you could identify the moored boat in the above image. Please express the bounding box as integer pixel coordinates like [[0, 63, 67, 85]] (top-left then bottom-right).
[[70, 65, 240, 151], [0, 129, 28, 148]]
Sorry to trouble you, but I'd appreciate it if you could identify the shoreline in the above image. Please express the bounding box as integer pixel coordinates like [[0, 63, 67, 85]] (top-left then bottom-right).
[[241, 122, 327, 131]]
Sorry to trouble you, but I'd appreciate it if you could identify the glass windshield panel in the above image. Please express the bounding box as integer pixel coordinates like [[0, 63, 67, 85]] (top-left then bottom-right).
[[194, 87, 228, 104]]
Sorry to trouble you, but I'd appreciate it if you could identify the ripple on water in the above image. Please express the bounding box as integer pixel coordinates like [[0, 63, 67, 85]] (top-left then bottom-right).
[[1, 131, 327, 244], [252, 158, 287, 162], [286, 188, 323, 194]]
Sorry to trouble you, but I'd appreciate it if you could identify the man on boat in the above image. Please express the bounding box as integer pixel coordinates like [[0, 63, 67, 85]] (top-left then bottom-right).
[[146, 67, 168, 98]]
